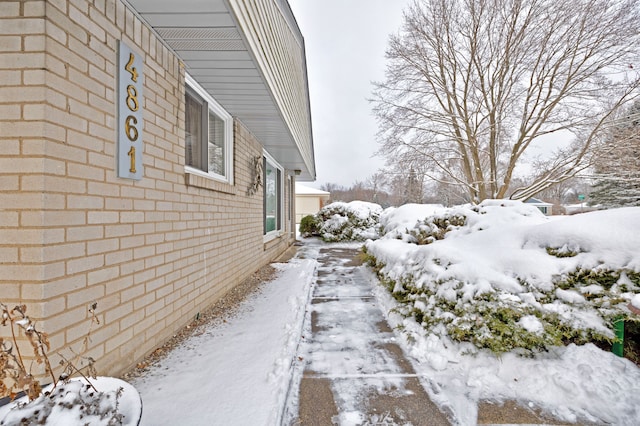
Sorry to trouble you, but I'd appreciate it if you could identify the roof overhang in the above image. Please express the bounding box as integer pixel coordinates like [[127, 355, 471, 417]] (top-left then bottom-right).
[[126, 0, 316, 180]]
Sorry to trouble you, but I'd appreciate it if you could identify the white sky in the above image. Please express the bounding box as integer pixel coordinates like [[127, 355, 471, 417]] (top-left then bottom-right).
[[289, 0, 412, 188]]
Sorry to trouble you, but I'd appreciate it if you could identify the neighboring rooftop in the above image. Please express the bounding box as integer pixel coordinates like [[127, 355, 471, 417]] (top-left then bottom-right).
[[295, 183, 330, 196]]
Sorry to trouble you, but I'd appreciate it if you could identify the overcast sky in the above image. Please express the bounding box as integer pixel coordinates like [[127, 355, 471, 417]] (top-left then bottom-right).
[[289, 0, 412, 188]]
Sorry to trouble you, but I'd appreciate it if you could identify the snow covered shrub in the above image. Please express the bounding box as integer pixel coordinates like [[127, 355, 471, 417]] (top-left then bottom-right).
[[445, 296, 566, 354], [0, 302, 141, 425], [370, 266, 640, 356], [366, 204, 640, 356], [378, 204, 443, 241], [315, 201, 382, 242], [299, 214, 320, 237], [378, 199, 545, 243], [408, 212, 467, 245], [1, 379, 127, 426], [545, 245, 581, 258]]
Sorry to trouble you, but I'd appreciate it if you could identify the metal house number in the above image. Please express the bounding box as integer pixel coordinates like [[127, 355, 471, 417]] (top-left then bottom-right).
[[117, 41, 143, 180]]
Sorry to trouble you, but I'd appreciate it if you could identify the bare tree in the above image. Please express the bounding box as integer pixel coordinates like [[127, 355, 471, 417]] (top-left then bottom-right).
[[378, 162, 434, 205], [365, 172, 387, 205], [321, 178, 394, 206], [372, 0, 640, 203], [588, 101, 640, 207], [402, 168, 423, 203], [320, 182, 345, 194]]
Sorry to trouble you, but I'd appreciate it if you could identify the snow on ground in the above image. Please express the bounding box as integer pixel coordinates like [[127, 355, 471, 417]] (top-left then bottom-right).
[[131, 257, 317, 426], [123, 203, 640, 425], [4, 204, 637, 425]]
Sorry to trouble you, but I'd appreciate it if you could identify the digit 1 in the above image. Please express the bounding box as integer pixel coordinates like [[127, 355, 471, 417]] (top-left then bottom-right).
[[128, 146, 136, 173]]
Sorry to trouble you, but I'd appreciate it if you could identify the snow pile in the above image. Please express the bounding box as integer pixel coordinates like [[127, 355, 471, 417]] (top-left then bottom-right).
[[366, 201, 640, 354], [316, 201, 382, 242]]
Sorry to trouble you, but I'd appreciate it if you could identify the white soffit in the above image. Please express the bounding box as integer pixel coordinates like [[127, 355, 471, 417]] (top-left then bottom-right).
[[126, 0, 315, 180]]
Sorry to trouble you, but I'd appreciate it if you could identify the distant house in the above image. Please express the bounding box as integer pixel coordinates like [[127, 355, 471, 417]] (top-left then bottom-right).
[[525, 198, 553, 215], [295, 183, 330, 222]]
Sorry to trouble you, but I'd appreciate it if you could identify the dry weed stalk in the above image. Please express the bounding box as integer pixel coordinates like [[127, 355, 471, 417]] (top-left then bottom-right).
[[0, 301, 100, 401], [57, 302, 100, 392]]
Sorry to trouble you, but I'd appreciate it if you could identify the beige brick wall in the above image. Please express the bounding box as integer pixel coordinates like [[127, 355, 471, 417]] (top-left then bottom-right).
[[0, 0, 296, 379]]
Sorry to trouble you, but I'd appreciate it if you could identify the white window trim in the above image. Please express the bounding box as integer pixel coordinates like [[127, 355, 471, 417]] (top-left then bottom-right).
[[184, 73, 234, 185], [263, 151, 284, 242]]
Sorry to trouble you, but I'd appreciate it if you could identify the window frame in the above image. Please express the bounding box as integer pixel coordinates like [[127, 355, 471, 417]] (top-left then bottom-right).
[[184, 73, 233, 184], [263, 151, 284, 239]]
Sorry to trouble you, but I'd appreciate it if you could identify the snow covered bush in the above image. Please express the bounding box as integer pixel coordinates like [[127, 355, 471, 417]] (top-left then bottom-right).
[[0, 377, 140, 426], [378, 204, 444, 242], [407, 211, 467, 244], [315, 201, 382, 242], [365, 201, 640, 356], [0, 302, 141, 425]]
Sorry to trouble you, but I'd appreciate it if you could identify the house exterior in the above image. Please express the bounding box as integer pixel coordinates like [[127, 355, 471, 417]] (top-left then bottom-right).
[[294, 182, 330, 223], [525, 198, 553, 215], [0, 0, 315, 378]]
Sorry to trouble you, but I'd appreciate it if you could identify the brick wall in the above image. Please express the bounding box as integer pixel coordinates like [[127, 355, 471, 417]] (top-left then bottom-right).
[[0, 0, 295, 378]]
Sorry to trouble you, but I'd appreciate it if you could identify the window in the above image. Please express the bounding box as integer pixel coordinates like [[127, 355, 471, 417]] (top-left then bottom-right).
[[264, 154, 283, 235], [184, 74, 233, 183]]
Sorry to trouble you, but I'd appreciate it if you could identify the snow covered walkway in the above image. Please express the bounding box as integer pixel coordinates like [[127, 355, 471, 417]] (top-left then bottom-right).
[[285, 246, 451, 425]]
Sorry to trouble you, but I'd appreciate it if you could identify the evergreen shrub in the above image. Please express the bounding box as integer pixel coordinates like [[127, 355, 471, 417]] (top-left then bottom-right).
[[299, 215, 320, 237]]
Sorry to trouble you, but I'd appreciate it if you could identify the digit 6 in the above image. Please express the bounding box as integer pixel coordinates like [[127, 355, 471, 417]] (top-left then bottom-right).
[[125, 115, 138, 141]]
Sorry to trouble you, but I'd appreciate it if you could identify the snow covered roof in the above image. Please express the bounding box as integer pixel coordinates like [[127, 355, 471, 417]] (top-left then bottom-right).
[[295, 183, 330, 196], [525, 197, 553, 206]]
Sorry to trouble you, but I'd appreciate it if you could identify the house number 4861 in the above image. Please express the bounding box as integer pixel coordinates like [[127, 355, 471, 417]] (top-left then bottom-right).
[[118, 41, 143, 180]]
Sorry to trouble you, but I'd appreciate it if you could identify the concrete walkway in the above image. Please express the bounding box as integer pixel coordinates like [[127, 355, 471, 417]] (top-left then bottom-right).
[[290, 246, 452, 425]]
